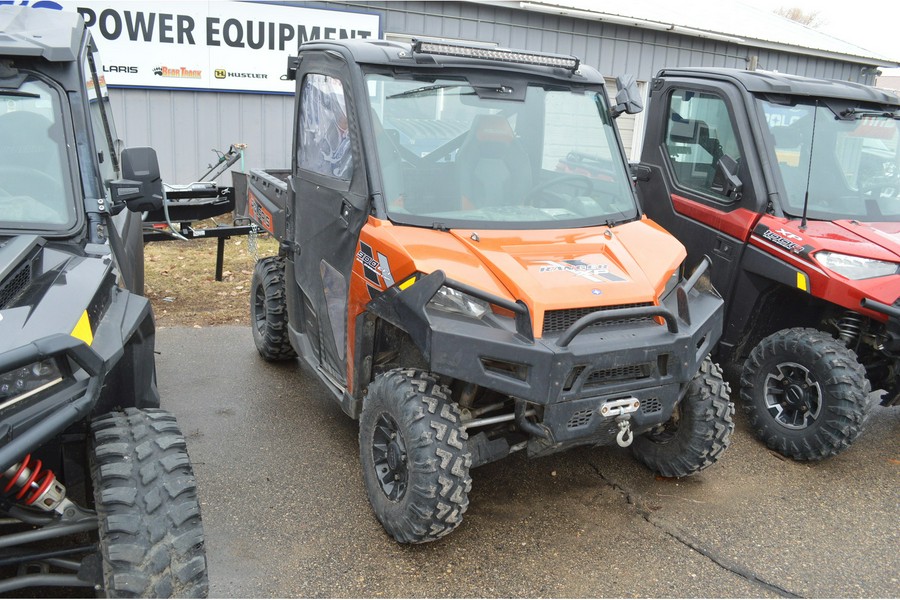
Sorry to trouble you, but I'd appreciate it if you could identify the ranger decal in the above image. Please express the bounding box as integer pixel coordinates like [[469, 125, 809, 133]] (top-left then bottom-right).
[[754, 224, 815, 259], [538, 259, 626, 283]]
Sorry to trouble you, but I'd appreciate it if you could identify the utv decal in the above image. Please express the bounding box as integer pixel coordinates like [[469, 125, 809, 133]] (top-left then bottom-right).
[[377, 252, 395, 287], [356, 242, 382, 288], [754, 224, 814, 257], [538, 260, 626, 283], [248, 190, 274, 235], [775, 228, 803, 242], [366, 284, 382, 300]]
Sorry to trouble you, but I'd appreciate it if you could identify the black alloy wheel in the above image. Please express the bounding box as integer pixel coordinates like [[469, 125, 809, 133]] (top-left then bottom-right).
[[371, 412, 409, 502]]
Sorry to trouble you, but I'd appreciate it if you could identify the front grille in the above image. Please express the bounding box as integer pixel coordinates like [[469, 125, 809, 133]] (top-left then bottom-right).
[[0, 262, 32, 309], [641, 398, 662, 414], [585, 363, 652, 386], [542, 303, 655, 334], [567, 408, 594, 429]]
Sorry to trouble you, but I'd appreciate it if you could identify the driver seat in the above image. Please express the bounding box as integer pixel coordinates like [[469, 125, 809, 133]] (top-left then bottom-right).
[[456, 114, 532, 208]]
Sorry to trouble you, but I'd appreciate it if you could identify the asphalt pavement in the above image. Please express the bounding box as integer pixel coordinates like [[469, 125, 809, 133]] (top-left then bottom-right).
[[157, 326, 899, 598]]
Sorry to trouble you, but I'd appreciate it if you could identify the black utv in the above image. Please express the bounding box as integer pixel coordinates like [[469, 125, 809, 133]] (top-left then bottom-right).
[[0, 6, 207, 596]]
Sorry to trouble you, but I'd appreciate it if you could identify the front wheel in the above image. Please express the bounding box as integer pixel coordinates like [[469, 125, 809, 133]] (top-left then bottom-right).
[[632, 358, 734, 478], [250, 256, 296, 361], [359, 369, 472, 544], [740, 327, 872, 461], [90, 408, 208, 598]]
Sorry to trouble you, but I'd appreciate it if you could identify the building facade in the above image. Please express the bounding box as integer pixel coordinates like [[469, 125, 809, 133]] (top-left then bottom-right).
[[98, 1, 896, 183]]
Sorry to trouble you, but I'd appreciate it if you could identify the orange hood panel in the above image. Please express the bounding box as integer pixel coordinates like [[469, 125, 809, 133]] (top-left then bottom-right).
[[362, 218, 686, 337]]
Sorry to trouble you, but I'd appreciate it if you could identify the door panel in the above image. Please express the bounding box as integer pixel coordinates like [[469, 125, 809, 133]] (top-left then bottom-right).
[[291, 55, 369, 386], [639, 81, 761, 304]]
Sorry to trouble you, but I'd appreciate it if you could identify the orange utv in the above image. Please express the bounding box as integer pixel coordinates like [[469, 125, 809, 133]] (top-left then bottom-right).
[[237, 39, 734, 543]]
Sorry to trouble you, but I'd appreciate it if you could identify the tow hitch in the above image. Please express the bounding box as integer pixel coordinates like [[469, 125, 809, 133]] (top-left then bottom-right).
[[599, 397, 641, 447]]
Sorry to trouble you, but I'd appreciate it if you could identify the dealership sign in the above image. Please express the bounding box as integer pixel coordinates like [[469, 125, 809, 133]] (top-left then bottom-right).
[[44, 1, 381, 93]]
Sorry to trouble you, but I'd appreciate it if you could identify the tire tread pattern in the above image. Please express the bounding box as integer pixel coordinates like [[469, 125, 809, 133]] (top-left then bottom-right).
[[359, 369, 472, 544], [91, 408, 208, 598], [740, 327, 871, 461], [632, 358, 735, 478], [250, 256, 297, 361]]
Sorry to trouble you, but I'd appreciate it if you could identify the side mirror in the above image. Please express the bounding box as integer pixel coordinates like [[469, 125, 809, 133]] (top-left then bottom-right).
[[109, 147, 164, 213], [610, 74, 643, 118], [713, 154, 743, 199]]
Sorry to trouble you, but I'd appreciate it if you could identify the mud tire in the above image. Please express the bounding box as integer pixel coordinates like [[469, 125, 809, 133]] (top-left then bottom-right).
[[90, 408, 208, 598], [359, 369, 472, 544], [250, 256, 296, 361], [632, 358, 734, 477], [740, 327, 871, 461]]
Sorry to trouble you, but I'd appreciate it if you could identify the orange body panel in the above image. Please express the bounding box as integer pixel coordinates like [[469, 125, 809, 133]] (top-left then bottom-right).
[[347, 216, 687, 373]]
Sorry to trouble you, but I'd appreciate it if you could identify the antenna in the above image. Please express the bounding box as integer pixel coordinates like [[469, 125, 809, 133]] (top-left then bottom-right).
[[799, 99, 818, 231]]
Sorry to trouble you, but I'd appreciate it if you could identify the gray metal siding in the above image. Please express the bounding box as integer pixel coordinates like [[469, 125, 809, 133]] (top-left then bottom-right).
[[109, 1, 875, 183], [110, 89, 295, 184]]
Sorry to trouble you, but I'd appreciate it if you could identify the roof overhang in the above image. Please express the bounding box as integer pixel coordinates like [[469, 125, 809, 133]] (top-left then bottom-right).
[[475, 1, 900, 69]]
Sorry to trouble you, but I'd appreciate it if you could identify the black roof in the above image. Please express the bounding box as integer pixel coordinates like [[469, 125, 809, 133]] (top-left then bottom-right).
[[658, 67, 900, 106], [299, 39, 607, 85], [0, 5, 83, 62]]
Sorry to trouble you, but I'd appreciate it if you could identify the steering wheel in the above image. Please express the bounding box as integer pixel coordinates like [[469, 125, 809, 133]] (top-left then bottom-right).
[[526, 174, 594, 207], [861, 173, 899, 199]]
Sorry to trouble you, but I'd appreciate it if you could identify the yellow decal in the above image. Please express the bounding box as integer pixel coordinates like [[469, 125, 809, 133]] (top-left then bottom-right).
[[796, 272, 809, 292], [71, 310, 93, 346]]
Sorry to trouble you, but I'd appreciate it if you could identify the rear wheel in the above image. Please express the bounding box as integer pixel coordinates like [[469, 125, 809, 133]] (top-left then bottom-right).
[[740, 327, 871, 460], [91, 408, 208, 598], [359, 369, 472, 543], [632, 358, 734, 477], [250, 256, 296, 361]]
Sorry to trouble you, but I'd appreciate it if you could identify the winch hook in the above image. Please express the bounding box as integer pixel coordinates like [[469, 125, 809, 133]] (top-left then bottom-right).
[[615, 418, 633, 448]]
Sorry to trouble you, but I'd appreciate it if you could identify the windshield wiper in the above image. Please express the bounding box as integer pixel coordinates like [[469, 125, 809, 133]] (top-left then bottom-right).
[[837, 107, 899, 120], [387, 84, 466, 100], [0, 90, 39, 99]]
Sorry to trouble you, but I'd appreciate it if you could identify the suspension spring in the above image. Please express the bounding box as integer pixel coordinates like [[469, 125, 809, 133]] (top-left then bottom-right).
[[2, 454, 67, 512], [837, 311, 865, 346]]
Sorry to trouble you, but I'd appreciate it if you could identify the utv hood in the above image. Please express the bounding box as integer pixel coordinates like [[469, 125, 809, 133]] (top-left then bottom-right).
[[0, 235, 112, 354], [446, 220, 684, 309], [831, 220, 900, 261], [755, 217, 900, 262], [375, 219, 687, 336]]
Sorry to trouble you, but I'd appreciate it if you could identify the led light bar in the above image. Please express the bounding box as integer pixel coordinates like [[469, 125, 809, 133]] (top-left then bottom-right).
[[412, 40, 580, 72]]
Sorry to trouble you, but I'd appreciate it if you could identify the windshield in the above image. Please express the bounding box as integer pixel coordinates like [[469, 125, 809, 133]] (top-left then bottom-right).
[[760, 98, 900, 222], [0, 75, 76, 231], [365, 74, 638, 229]]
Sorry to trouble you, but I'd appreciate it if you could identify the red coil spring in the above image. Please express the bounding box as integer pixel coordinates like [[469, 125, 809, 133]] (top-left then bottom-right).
[[2, 454, 57, 507]]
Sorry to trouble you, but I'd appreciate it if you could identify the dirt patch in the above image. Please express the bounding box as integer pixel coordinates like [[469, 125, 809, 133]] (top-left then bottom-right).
[[144, 219, 278, 327]]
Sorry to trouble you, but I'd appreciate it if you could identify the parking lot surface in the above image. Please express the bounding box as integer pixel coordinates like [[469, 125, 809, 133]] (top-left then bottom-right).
[[158, 326, 899, 598]]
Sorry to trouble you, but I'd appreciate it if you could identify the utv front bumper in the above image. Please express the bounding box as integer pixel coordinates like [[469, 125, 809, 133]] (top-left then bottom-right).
[[0, 289, 156, 473], [369, 260, 724, 448], [861, 297, 900, 406]]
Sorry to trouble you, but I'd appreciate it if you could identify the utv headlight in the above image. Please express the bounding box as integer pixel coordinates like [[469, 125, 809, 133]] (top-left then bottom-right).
[[815, 252, 899, 280], [428, 286, 490, 319], [0, 359, 64, 410]]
